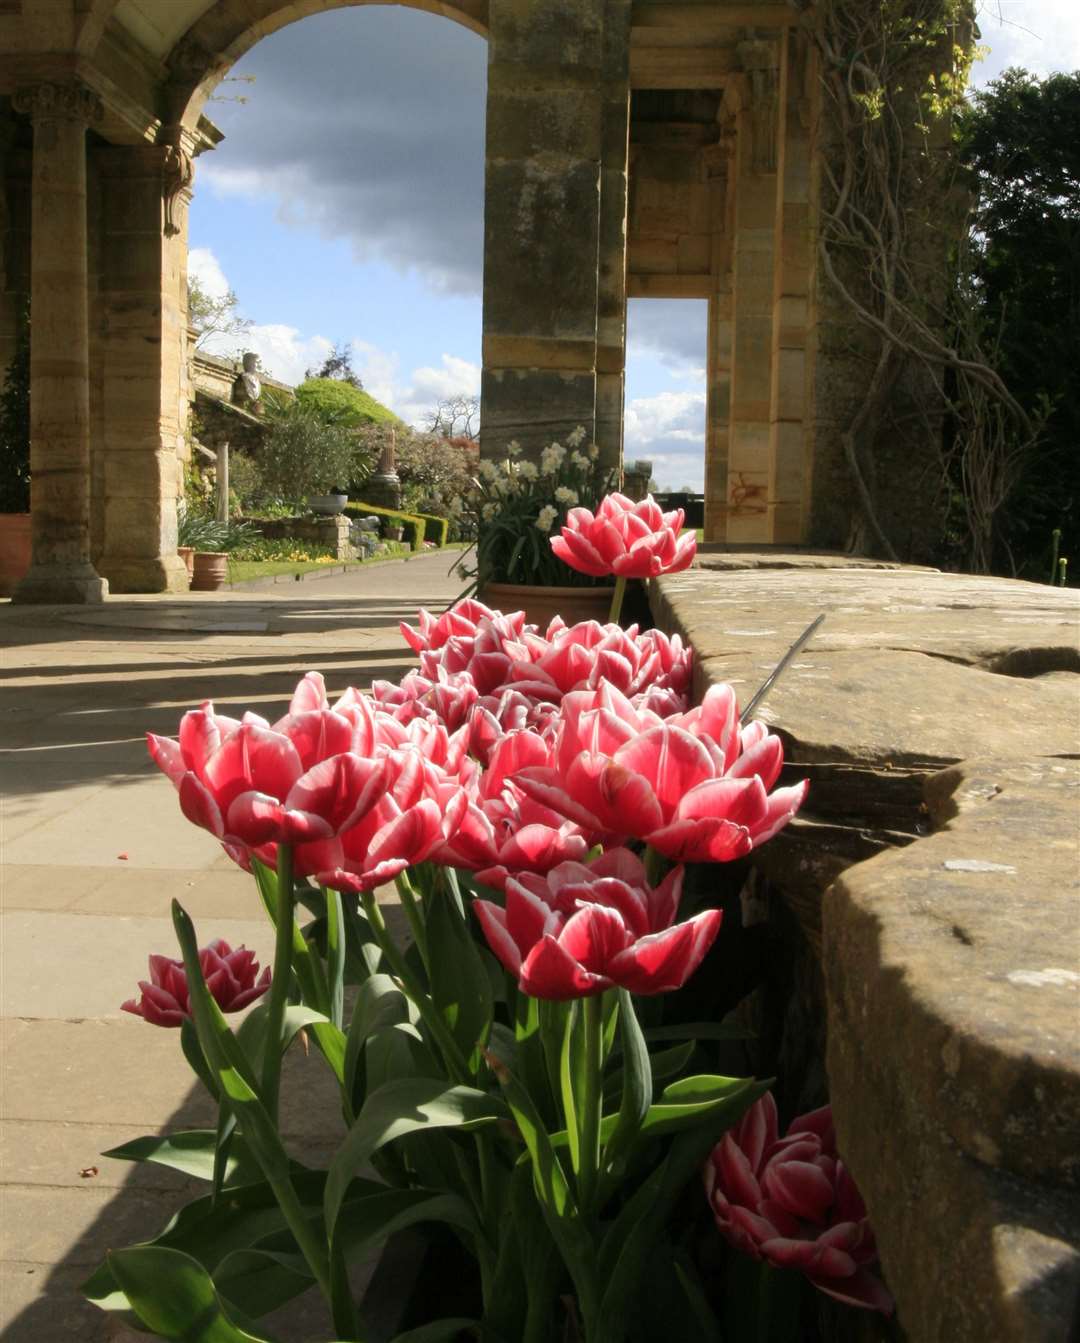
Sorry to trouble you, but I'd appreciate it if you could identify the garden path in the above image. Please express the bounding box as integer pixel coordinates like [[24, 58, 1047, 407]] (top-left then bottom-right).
[[0, 551, 463, 1341]]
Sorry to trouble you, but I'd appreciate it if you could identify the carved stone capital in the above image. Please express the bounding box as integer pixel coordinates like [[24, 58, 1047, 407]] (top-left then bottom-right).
[[162, 141, 194, 237], [737, 39, 780, 174], [12, 80, 104, 127]]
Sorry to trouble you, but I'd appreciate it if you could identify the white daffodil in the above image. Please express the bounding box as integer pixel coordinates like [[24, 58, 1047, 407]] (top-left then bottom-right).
[[554, 486, 578, 506], [534, 505, 558, 532]]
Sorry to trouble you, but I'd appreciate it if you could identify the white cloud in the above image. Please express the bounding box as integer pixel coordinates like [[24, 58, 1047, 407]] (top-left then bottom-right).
[[625, 390, 707, 492], [972, 0, 1080, 84], [188, 246, 231, 300]]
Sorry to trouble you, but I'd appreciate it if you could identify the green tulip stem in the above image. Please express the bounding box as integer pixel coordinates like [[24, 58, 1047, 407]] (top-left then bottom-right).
[[260, 843, 295, 1124], [577, 993, 605, 1217], [394, 869, 429, 973], [608, 574, 627, 626], [359, 888, 470, 1083]]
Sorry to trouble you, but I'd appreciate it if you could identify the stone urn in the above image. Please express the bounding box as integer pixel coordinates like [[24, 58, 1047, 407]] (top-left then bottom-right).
[[191, 551, 228, 591], [176, 546, 195, 579], [307, 493, 348, 516]]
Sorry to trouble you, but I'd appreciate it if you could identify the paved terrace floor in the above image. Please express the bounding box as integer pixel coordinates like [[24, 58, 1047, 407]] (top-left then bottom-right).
[[0, 552, 464, 1341]]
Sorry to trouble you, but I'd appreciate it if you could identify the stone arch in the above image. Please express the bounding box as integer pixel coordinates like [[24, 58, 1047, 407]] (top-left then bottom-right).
[[160, 0, 489, 132]]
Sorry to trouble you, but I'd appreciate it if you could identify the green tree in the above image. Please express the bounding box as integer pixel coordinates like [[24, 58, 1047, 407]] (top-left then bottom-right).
[[305, 342, 363, 388], [294, 377, 400, 429], [955, 68, 1080, 577], [187, 276, 252, 352]]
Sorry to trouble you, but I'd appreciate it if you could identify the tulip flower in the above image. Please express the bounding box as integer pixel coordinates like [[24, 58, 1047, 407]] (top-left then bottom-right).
[[551, 492, 697, 580], [473, 848, 721, 999], [434, 730, 590, 888], [514, 684, 807, 863], [147, 680, 394, 877], [704, 1093, 893, 1313], [400, 599, 528, 655], [122, 940, 270, 1027]]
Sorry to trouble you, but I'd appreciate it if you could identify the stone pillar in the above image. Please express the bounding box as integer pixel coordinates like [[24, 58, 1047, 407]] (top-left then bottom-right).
[[93, 139, 191, 592], [594, 0, 632, 469], [480, 0, 606, 460], [724, 40, 782, 546], [0, 105, 31, 384], [767, 29, 812, 544], [703, 118, 736, 543], [11, 80, 107, 603]]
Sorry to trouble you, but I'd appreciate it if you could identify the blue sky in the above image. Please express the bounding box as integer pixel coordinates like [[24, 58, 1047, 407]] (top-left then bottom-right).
[[189, 1, 1077, 490]]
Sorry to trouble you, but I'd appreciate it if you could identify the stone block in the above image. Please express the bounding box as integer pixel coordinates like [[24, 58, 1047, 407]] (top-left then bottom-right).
[[480, 367, 596, 458]]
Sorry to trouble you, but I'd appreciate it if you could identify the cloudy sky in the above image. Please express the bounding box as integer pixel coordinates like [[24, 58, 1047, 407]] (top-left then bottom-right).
[[189, 1, 1079, 490]]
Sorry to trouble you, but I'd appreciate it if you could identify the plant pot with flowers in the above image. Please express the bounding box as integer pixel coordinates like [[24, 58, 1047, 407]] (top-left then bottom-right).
[[460, 427, 621, 627]]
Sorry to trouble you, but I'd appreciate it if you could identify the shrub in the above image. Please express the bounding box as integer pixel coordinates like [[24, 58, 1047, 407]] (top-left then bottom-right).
[[256, 403, 369, 506], [345, 501, 426, 550], [294, 378, 400, 430]]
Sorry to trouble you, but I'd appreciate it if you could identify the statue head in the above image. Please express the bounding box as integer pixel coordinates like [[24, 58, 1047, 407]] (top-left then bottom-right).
[[241, 351, 259, 373]]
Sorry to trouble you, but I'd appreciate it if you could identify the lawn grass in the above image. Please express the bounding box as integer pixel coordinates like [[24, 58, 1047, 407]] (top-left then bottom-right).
[[226, 558, 347, 583]]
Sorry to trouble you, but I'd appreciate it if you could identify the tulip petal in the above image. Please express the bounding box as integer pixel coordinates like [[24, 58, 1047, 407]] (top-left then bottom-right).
[[179, 773, 225, 837], [609, 909, 721, 994], [519, 935, 611, 1000]]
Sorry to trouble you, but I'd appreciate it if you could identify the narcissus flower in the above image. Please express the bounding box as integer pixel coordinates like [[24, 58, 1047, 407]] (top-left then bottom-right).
[[122, 940, 269, 1027], [551, 492, 697, 579], [515, 684, 807, 863], [473, 848, 720, 999], [704, 1094, 893, 1314]]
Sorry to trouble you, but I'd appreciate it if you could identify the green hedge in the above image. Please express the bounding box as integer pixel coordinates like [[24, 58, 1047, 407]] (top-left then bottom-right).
[[345, 502, 426, 550], [294, 379, 401, 428], [413, 512, 449, 548]]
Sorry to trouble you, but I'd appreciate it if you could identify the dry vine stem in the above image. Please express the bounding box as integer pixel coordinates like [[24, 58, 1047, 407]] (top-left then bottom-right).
[[793, 0, 1041, 568]]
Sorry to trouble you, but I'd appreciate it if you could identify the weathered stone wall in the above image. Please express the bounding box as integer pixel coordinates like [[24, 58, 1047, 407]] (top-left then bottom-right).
[[650, 557, 1080, 1342]]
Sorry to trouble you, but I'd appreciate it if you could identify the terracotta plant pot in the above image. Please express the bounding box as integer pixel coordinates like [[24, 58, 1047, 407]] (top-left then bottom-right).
[[177, 546, 195, 579], [191, 551, 228, 591], [479, 581, 616, 630], [0, 512, 32, 597]]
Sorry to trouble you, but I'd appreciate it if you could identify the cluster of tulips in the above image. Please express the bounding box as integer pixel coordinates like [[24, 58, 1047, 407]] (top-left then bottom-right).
[[105, 494, 890, 1343]]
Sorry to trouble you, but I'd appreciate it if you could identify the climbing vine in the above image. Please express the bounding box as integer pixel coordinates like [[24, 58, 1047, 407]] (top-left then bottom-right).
[[795, 0, 1042, 569]]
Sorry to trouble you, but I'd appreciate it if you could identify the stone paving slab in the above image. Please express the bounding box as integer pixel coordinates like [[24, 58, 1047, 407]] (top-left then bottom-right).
[[0, 553, 462, 1342]]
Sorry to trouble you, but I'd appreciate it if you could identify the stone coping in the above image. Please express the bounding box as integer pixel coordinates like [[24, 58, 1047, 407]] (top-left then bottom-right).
[[649, 561, 1080, 1343]]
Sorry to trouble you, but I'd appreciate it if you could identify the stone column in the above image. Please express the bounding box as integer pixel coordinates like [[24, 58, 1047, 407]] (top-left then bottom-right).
[[703, 120, 736, 543], [11, 80, 107, 603], [93, 139, 191, 592], [724, 39, 782, 546], [480, 0, 606, 461], [594, 0, 632, 470], [766, 29, 812, 544]]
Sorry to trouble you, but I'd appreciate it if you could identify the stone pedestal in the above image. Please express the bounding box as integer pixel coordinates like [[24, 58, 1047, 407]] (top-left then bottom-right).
[[296, 514, 353, 560], [11, 80, 107, 604], [364, 471, 402, 512]]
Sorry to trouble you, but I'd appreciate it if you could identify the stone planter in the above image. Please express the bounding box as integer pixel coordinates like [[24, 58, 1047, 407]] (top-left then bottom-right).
[[177, 546, 195, 579], [191, 551, 228, 591], [479, 581, 615, 629], [307, 493, 348, 516], [0, 512, 32, 597]]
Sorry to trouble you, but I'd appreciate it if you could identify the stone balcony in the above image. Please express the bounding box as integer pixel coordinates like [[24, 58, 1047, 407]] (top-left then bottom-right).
[[649, 554, 1080, 1343]]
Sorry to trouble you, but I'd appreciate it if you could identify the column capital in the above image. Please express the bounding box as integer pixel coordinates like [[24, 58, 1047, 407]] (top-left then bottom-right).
[[12, 80, 104, 128], [736, 38, 781, 173]]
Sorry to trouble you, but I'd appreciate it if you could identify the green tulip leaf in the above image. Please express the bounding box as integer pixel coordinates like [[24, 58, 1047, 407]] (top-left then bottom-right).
[[390, 1321, 478, 1343], [107, 1246, 274, 1342], [426, 885, 494, 1069], [324, 1079, 506, 1244], [214, 1246, 313, 1320], [101, 1130, 260, 1187], [600, 990, 652, 1183]]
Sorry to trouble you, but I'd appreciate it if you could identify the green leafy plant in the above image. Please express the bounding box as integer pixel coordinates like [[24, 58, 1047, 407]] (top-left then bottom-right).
[[256, 403, 370, 506]]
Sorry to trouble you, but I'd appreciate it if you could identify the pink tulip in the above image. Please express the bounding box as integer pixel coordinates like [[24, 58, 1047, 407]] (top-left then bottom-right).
[[514, 684, 807, 863], [122, 940, 270, 1027], [704, 1094, 893, 1313], [147, 678, 394, 875], [551, 492, 697, 580], [434, 730, 590, 888], [473, 848, 721, 999], [318, 748, 469, 893], [400, 600, 527, 655]]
